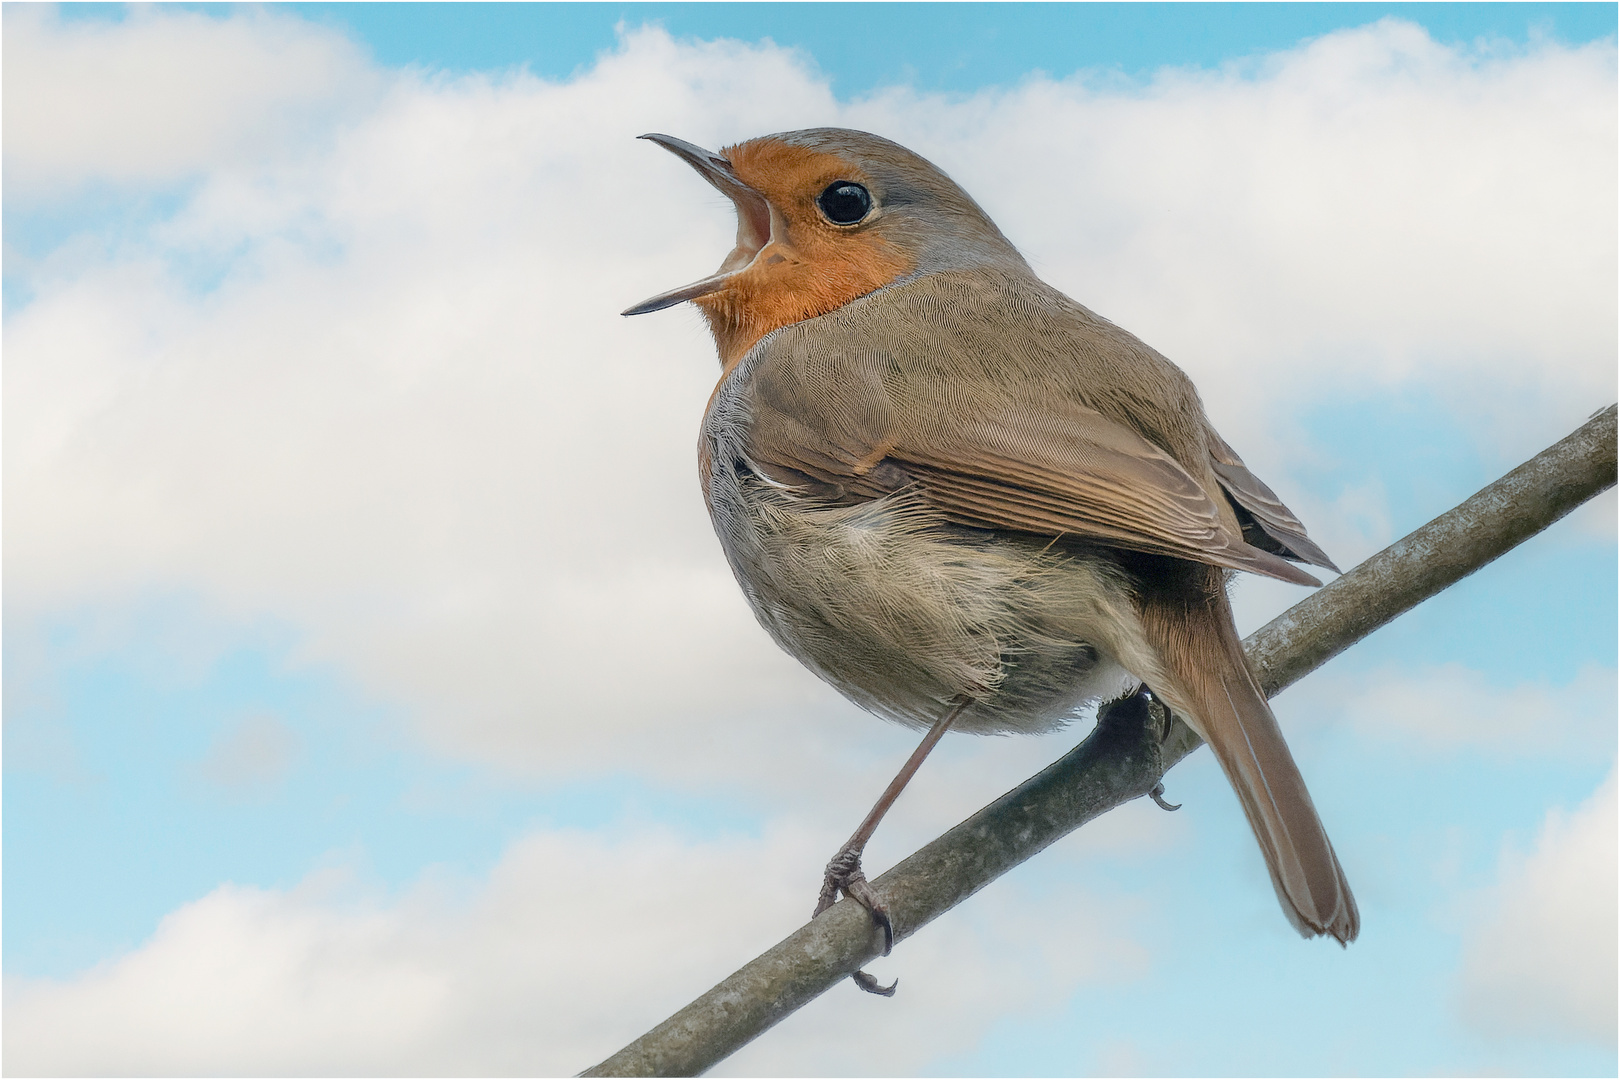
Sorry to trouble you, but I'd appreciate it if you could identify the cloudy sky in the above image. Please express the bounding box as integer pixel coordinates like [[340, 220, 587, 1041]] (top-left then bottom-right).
[[4, 3, 1616, 1076]]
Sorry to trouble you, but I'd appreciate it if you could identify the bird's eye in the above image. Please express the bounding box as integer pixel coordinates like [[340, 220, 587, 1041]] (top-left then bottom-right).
[[816, 181, 872, 225]]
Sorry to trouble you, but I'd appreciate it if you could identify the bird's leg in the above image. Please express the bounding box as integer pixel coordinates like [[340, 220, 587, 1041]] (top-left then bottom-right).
[[814, 697, 971, 929], [815, 696, 971, 996]]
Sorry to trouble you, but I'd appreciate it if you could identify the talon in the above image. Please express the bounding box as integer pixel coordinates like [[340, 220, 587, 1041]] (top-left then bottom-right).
[[851, 969, 898, 997], [1149, 782, 1182, 812], [1148, 694, 1175, 743]]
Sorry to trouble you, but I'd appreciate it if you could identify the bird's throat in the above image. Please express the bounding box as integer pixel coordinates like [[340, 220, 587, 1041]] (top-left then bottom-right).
[[696, 239, 913, 369]]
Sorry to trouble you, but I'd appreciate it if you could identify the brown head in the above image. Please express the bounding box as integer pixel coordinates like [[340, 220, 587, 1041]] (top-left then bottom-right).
[[623, 128, 1029, 367]]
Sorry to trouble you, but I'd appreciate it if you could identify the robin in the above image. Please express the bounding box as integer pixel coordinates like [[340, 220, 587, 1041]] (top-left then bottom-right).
[[624, 128, 1358, 993]]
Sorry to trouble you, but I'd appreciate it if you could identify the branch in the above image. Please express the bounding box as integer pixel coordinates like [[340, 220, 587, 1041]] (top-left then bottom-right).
[[582, 405, 1617, 1078]]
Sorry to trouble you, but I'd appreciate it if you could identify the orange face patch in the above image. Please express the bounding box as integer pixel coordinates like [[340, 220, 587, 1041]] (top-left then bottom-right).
[[695, 139, 915, 372]]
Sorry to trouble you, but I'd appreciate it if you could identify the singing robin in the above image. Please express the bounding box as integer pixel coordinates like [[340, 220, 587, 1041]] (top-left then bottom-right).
[[624, 128, 1358, 991]]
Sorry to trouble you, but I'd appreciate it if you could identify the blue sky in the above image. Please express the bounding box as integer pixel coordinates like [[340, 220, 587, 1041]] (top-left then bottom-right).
[[5, 4, 1616, 1076], [297, 2, 1618, 86]]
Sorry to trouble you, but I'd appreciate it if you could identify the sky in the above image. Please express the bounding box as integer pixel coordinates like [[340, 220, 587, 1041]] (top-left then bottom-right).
[[3, 3, 1616, 1076]]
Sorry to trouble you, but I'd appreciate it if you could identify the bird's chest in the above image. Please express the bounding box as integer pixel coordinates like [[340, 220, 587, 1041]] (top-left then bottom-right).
[[698, 376, 1131, 734]]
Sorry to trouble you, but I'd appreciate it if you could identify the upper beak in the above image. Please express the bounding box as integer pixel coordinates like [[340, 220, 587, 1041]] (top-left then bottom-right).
[[622, 134, 774, 316]]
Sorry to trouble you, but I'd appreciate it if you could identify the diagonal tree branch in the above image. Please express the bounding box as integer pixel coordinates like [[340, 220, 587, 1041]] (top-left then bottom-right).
[[582, 404, 1617, 1079]]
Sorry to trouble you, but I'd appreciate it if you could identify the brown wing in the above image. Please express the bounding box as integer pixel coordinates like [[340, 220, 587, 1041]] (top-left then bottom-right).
[[1205, 426, 1339, 573], [736, 272, 1322, 587], [894, 398, 1320, 584]]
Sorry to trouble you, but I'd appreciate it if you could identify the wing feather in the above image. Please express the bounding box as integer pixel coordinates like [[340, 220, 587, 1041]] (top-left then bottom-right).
[[1204, 427, 1339, 572], [729, 271, 1328, 587]]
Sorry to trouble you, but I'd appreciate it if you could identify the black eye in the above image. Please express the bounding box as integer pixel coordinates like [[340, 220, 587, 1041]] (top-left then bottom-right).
[[817, 181, 872, 225]]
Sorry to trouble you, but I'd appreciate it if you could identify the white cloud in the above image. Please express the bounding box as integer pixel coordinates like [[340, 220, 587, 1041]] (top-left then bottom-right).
[[1457, 766, 1618, 1044], [2, 5, 380, 196], [3, 13, 1616, 1072], [1, 824, 1149, 1076], [4, 16, 855, 800], [6, 12, 1613, 796], [844, 19, 1616, 460], [1323, 664, 1617, 758]]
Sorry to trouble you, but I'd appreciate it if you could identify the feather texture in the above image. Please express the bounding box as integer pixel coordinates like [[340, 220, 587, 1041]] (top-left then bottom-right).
[[648, 126, 1358, 944], [732, 268, 1322, 585], [1134, 558, 1359, 942], [698, 264, 1357, 941]]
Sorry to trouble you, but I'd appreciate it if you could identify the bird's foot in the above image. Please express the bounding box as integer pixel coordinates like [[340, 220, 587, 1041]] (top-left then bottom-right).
[[814, 847, 898, 997], [815, 848, 894, 953], [1100, 687, 1183, 812]]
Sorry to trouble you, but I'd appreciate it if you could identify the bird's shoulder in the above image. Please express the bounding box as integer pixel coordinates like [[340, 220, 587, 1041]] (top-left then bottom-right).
[[709, 269, 1325, 585], [735, 267, 1211, 471]]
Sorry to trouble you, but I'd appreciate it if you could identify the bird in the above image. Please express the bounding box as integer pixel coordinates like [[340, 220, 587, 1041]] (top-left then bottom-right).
[[623, 128, 1358, 992]]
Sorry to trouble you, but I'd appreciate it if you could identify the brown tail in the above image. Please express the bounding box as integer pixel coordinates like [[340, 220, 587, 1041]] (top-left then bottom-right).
[[1137, 562, 1359, 944]]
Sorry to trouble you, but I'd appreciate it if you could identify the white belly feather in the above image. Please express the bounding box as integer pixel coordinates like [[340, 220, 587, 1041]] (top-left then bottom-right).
[[702, 416, 1152, 735]]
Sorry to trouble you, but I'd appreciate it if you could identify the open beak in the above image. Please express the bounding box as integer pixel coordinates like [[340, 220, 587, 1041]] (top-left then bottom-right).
[[622, 134, 775, 316]]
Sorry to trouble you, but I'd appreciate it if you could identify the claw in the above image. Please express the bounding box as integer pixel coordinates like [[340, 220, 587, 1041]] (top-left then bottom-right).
[[1149, 782, 1182, 812], [852, 970, 898, 997]]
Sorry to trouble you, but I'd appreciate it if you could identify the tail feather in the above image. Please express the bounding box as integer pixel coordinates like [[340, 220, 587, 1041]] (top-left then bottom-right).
[[1139, 566, 1359, 944]]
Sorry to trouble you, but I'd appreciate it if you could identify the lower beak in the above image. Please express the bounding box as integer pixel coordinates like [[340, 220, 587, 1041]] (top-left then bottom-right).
[[623, 134, 773, 316]]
